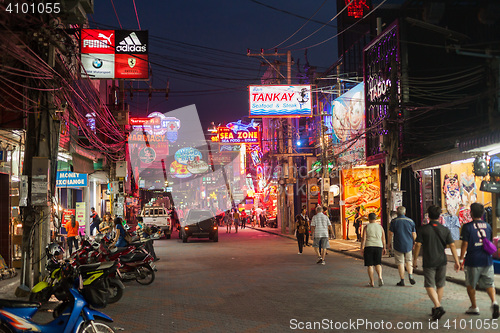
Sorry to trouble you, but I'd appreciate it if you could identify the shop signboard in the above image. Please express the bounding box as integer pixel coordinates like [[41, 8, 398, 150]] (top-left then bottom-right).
[[330, 83, 366, 166], [62, 209, 75, 225], [217, 122, 260, 145], [342, 167, 381, 239], [248, 85, 312, 117], [170, 147, 209, 178], [56, 171, 88, 188], [81, 29, 149, 79], [75, 202, 86, 231]]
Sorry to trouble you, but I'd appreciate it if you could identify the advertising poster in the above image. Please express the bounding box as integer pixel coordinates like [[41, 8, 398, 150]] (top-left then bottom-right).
[[330, 83, 366, 166], [248, 85, 312, 117], [81, 29, 149, 79], [342, 167, 381, 239]]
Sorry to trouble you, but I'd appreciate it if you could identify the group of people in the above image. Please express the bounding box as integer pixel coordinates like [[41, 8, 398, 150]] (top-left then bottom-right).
[[360, 203, 499, 321], [63, 207, 158, 261], [295, 205, 334, 265], [219, 207, 270, 233]]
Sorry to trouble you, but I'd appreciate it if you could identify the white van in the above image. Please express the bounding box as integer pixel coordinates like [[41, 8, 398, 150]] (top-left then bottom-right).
[[140, 206, 172, 239]]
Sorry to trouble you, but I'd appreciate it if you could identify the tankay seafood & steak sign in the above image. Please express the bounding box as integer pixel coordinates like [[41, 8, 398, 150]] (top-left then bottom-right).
[[248, 85, 312, 117]]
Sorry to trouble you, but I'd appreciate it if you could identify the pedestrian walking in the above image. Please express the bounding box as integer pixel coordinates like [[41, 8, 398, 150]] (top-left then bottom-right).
[[234, 209, 240, 233], [260, 209, 267, 227], [240, 210, 247, 229], [251, 208, 256, 227], [360, 213, 386, 287], [459, 202, 499, 318], [295, 210, 308, 254], [353, 206, 362, 242], [388, 206, 417, 286], [413, 205, 460, 321], [65, 215, 79, 255], [225, 210, 232, 233], [310, 206, 334, 265], [89, 207, 101, 236], [296, 207, 310, 247]]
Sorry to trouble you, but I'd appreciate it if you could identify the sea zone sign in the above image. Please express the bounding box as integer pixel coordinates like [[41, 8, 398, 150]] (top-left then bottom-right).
[[217, 126, 260, 145], [56, 172, 88, 188], [249, 85, 312, 117], [81, 29, 149, 79]]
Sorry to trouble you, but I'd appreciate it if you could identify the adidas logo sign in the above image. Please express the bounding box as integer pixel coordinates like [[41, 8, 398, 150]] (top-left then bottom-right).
[[116, 32, 147, 53]]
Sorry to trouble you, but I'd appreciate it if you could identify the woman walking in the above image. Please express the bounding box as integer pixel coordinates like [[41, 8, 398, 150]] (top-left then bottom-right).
[[360, 213, 386, 287], [295, 211, 307, 254], [225, 210, 233, 233], [233, 209, 240, 233]]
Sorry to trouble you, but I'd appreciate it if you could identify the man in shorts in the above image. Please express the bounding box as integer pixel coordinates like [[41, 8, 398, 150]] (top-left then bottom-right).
[[388, 206, 417, 286], [459, 202, 499, 319], [310, 206, 334, 265], [413, 205, 460, 321]]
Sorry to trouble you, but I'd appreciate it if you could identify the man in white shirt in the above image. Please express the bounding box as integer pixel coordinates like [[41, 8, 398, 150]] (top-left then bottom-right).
[[311, 206, 334, 265]]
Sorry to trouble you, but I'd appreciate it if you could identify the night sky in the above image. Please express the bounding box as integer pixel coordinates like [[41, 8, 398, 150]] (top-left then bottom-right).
[[89, 0, 339, 128]]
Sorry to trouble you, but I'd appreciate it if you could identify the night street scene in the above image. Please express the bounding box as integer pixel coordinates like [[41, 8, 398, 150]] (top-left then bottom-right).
[[1, 0, 500, 332]]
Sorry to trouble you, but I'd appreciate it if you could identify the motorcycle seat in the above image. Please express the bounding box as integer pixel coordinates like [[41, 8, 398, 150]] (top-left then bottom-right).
[[79, 261, 116, 273], [111, 247, 129, 254], [0, 299, 41, 308], [120, 252, 147, 263]]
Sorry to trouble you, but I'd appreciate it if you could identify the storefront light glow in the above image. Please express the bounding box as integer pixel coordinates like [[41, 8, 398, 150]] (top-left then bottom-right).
[[451, 158, 475, 165]]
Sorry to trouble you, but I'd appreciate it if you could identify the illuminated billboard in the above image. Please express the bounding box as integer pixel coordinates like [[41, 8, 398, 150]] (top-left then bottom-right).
[[217, 120, 260, 145], [248, 85, 312, 117], [81, 29, 149, 80], [330, 83, 366, 165]]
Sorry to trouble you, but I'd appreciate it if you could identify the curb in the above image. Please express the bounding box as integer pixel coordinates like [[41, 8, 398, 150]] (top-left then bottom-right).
[[250, 227, 500, 294]]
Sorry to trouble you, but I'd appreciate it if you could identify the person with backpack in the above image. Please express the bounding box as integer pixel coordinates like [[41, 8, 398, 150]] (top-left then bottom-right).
[[296, 207, 308, 254]]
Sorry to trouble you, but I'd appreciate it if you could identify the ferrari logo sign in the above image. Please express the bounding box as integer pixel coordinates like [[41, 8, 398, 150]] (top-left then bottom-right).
[[128, 58, 136, 68]]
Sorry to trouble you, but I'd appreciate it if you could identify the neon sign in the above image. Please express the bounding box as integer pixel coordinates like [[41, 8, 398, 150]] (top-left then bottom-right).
[[217, 125, 260, 145], [345, 0, 369, 19]]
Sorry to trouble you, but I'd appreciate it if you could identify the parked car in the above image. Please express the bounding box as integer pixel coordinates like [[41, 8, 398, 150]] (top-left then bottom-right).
[[139, 206, 172, 239], [181, 209, 218, 243]]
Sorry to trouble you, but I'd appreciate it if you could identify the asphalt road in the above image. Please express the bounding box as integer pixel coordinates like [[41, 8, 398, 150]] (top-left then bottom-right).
[[3, 227, 499, 332]]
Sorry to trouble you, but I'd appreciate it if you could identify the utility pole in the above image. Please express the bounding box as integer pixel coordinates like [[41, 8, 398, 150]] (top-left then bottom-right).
[[247, 50, 289, 233], [286, 50, 295, 235]]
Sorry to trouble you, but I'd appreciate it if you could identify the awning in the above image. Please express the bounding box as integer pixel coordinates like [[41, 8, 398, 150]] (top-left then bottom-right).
[[409, 148, 475, 171], [459, 130, 500, 153]]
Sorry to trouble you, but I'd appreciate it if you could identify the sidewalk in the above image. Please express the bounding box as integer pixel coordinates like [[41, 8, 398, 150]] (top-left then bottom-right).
[[252, 226, 500, 293]]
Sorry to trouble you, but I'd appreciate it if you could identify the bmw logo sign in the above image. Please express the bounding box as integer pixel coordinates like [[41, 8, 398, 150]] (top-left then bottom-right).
[[92, 59, 103, 69]]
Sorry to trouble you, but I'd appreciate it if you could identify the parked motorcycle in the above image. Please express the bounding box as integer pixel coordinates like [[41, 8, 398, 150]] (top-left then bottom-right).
[[116, 250, 155, 285], [29, 243, 67, 303], [31, 243, 124, 305], [0, 263, 116, 333]]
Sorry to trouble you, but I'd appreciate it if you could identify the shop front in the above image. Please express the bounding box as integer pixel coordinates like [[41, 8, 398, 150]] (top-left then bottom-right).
[[414, 156, 491, 239], [411, 143, 500, 249]]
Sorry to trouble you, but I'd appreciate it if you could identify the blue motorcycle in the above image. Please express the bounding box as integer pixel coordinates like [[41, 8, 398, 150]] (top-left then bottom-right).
[[0, 263, 115, 333]]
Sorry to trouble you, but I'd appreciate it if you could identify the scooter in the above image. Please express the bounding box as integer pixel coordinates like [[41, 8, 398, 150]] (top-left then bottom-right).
[[0, 263, 116, 333]]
